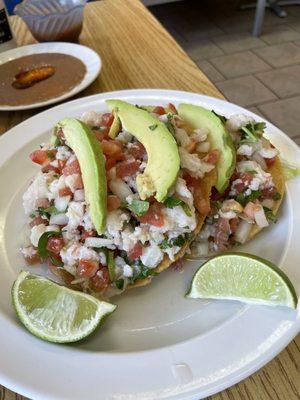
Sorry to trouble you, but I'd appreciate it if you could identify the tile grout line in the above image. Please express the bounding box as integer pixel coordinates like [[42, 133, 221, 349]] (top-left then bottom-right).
[[254, 74, 282, 99]]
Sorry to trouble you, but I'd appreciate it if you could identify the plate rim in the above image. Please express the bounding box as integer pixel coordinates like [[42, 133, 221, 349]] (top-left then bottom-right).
[[0, 89, 299, 400], [0, 42, 101, 111]]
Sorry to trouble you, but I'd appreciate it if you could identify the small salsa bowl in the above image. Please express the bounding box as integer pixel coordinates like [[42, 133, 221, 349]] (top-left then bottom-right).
[[14, 0, 87, 43]]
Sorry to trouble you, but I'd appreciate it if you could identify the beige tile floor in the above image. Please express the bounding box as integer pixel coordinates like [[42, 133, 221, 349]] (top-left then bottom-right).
[[150, 0, 300, 146]]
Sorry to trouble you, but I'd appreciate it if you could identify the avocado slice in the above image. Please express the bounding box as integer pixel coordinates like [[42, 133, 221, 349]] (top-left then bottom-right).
[[108, 109, 121, 139], [55, 118, 107, 234], [106, 100, 180, 202], [178, 104, 236, 193]]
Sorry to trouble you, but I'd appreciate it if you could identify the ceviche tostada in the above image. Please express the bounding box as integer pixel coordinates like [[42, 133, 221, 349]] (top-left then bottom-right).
[[190, 110, 285, 256], [21, 100, 228, 297]]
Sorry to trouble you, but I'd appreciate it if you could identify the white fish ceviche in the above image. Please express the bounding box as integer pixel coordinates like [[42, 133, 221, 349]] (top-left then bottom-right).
[[21, 102, 219, 296]]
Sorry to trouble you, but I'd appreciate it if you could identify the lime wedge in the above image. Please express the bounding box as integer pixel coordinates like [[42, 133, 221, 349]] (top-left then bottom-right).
[[187, 253, 298, 308], [12, 271, 117, 343]]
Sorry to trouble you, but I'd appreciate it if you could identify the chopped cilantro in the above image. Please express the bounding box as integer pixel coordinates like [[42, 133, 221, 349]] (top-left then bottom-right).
[[130, 263, 158, 283], [212, 110, 227, 124], [235, 190, 262, 206], [164, 113, 175, 135], [115, 279, 124, 290], [240, 121, 266, 143], [211, 200, 222, 209], [149, 124, 158, 131], [263, 207, 277, 223], [46, 151, 55, 159], [160, 234, 185, 249], [37, 231, 60, 259], [37, 206, 60, 218], [164, 196, 192, 216], [273, 192, 281, 201]]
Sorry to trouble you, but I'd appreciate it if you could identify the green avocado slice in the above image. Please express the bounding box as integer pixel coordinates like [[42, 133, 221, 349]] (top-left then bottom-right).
[[108, 109, 121, 139], [55, 118, 107, 234], [106, 100, 180, 202], [178, 103, 236, 193]]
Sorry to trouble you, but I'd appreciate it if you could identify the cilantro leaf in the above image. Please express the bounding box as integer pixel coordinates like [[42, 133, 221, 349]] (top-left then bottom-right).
[[212, 110, 227, 124], [37, 231, 60, 258], [149, 124, 158, 131], [263, 207, 277, 223], [164, 113, 175, 135], [235, 190, 262, 206], [273, 192, 281, 201], [160, 234, 185, 249], [164, 196, 192, 216], [115, 279, 124, 290]]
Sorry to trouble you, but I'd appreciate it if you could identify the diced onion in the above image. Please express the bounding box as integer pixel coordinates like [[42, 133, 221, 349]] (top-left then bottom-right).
[[197, 141, 210, 153], [50, 213, 68, 225], [252, 152, 267, 170], [254, 207, 269, 228], [261, 199, 275, 209], [195, 241, 209, 255], [85, 237, 115, 248], [45, 225, 60, 232], [109, 178, 133, 201], [235, 220, 252, 243], [74, 190, 85, 202], [55, 196, 71, 212]]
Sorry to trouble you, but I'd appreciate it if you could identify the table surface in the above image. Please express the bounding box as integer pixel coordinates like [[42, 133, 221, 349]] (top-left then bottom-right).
[[0, 0, 299, 399]]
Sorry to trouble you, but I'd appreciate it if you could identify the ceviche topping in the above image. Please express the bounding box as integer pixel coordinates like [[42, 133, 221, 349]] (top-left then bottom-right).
[[192, 113, 282, 256], [21, 101, 218, 296]]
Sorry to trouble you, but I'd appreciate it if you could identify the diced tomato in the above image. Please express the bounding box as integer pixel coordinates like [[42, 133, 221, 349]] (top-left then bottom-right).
[[105, 157, 117, 171], [260, 186, 277, 199], [186, 139, 198, 153], [101, 140, 124, 161], [73, 174, 84, 190], [81, 230, 97, 241], [77, 259, 99, 278], [90, 267, 110, 291], [139, 202, 164, 227], [153, 106, 166, 115], [107, 195, 121, 212], [36, 198, 50, 208], [29, 216, 49, 228], [94, 130, 105, 142], [265, 157, 276, 167], [46, 236, 64, 254], [41, 164, 60, 174], [240, 172, 254, 185], [127, 142, 146, 159], [59, 187, 73, 197], [30, 149, 57, 166], [215, 218, 231, 251], [116, 160, 140, 178], [182, 170, 200, 189], [101, 113, 114, 127], [233, 172, 254, 194], [62, 159, 81, 176], [128, 242, 143, 261], [195, 197, 211, 215], [24, 252, 40, 265], [204, 149, 219, 165], [229, 217, 239, 233], [57, 159, 66, 172], [168, 102, 178, 114]]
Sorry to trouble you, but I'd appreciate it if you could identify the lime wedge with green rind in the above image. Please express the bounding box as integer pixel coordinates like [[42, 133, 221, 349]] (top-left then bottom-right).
[[187, 253, 298, 308], [12, 271, 117, 343]]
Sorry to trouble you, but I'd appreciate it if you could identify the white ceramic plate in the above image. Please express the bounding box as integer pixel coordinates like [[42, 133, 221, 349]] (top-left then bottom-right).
[[0, 42, 101, 111], [0, 89, 299, 400]]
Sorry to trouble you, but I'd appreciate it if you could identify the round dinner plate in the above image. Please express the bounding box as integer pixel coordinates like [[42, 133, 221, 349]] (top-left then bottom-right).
[[0, 42, 101, 111], [0, 89, 299, 400]]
